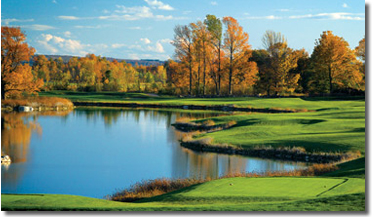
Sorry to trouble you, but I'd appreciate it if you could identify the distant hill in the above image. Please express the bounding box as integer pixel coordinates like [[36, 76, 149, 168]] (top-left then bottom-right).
[[33, 55, 166, 66]]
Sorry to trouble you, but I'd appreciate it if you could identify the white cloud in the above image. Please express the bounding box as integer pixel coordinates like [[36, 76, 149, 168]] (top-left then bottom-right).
[[342, 3, 348, 8], [52, 0, 57, 3], [21, 24, 56, 31], [63, 31, 72, 37], [244, 15, 282, 20], [144, 0, 174, 10], [211, 1, 217, 5], [2, 18, 34, 25], [159, 38, 172, 44], [114, 5, 153, 18], [129, 26, 142, 30], [74, 25, 109, 29], [289, 12, 364, 20], [112, 43, 126, 49], [58, 15, 81, 20], [129, 53, 170, 60], [99, 5, 174, 21], [276, 9, 290, 12], [36, 34, 108, 56], [183, 10, 192, 15], [154, 15, 173, 20], [146, 42, 164, 53], [56, 3, 181, 22], [140, 38, 152, 44]]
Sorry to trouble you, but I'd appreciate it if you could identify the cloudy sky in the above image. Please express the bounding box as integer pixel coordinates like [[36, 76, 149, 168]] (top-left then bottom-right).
[[1, 0, 365, 60]]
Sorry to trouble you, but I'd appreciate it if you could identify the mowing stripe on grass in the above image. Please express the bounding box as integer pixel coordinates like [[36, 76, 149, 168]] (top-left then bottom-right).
[[316, 179, 348, 197]]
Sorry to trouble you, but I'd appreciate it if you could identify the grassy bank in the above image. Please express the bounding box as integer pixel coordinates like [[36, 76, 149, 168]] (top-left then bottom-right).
[[40, 91, 364, 111], [1, 96, 74, 111], [181, 104, 365, 155], [1, 158, 365, 211]]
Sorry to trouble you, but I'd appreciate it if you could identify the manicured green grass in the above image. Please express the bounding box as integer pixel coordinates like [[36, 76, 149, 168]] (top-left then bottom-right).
[[2, 176, 365, 211], [193, 105, 365, 155], [322, 157, 366, 178], [40, 90, 365, 110], [1, 159, 366, 211]]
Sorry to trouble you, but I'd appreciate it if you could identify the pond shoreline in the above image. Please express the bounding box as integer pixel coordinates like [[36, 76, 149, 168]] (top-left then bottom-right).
[[73, 101, 308, 113], [180, 140, 359, 164], [172, 121, 361, 164]]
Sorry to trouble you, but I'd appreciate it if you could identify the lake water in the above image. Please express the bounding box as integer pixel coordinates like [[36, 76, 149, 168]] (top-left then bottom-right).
[[1, 108, 307, 198]]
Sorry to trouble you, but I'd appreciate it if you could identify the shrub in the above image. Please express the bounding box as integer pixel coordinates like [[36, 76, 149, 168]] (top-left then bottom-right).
[[108, 178, 205, 202], [202, 120, 215, 127]]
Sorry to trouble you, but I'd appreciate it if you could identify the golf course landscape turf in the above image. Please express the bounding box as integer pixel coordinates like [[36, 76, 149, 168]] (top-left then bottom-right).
[[1, 160, 365, 211], [1, 91, 366, 211]]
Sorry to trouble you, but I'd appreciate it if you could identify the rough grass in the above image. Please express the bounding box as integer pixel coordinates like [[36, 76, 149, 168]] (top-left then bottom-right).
[[1, 97, 74, 109]]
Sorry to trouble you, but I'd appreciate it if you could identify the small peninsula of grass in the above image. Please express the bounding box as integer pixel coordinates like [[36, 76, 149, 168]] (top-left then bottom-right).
[[177, 102, 365, 156]]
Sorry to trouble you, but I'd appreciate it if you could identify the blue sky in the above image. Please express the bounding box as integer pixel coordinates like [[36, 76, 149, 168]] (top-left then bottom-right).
[[1, 0, 365, 60]]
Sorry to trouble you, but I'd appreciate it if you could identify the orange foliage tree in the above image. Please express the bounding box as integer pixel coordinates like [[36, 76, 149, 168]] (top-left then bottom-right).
[[222, 17, 257, 95], [310, 31, 363, 94], [1, 27, 43, 99], [222, 17, 252, 95]]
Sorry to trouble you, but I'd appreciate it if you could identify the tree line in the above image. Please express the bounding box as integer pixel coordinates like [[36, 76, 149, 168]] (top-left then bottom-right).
[[168, 15, 365, 96], [1, 17, 365, 99], [32, 54, 167, 93]]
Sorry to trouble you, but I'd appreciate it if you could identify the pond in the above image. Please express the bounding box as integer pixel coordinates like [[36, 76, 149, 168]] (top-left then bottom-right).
[[1, 108, 307, 198]]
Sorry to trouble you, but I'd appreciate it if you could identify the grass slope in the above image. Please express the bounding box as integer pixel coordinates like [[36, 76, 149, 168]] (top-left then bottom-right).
[[2, 158, 366, 211], [193, 106, 365, 155], [2, 176, 365, 211]]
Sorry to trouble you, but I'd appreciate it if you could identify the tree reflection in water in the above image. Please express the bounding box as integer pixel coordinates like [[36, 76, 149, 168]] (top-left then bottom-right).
[[1, 110, 72, 183]]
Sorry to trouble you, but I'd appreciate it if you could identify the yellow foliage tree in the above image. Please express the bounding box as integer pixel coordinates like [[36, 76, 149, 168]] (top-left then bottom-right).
[[1, 27, 43, 99], [311, 31, 363, 93]]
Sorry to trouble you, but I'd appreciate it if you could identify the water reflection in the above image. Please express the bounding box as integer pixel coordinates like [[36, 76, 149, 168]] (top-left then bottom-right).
[[1, 108, 307, 198], [1, 110, 72, 187]]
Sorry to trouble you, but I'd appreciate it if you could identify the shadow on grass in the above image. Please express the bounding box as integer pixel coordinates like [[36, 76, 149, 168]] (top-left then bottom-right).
[[300, 96, 365, 102]]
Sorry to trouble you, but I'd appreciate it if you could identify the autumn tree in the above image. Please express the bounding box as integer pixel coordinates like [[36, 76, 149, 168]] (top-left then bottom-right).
[[222, 17, 251, 95], [355, 37, 365, 78], [165, 59, 189, 95], [1, 27, 43, 99], [355, 37, 365, 62], [205, 14, 223, 95], [262, 30, 287, 51], [233, 50, 258, 95], [310, 31, 362, 94], [252, 31, 307, 95], [191, 21, 212, 95], [172, 25, 194, 95], [33, 55, 50, 82]]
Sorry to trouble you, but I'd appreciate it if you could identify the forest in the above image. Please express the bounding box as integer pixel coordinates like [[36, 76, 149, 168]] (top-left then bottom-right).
[[1, 15, 365, 99]]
